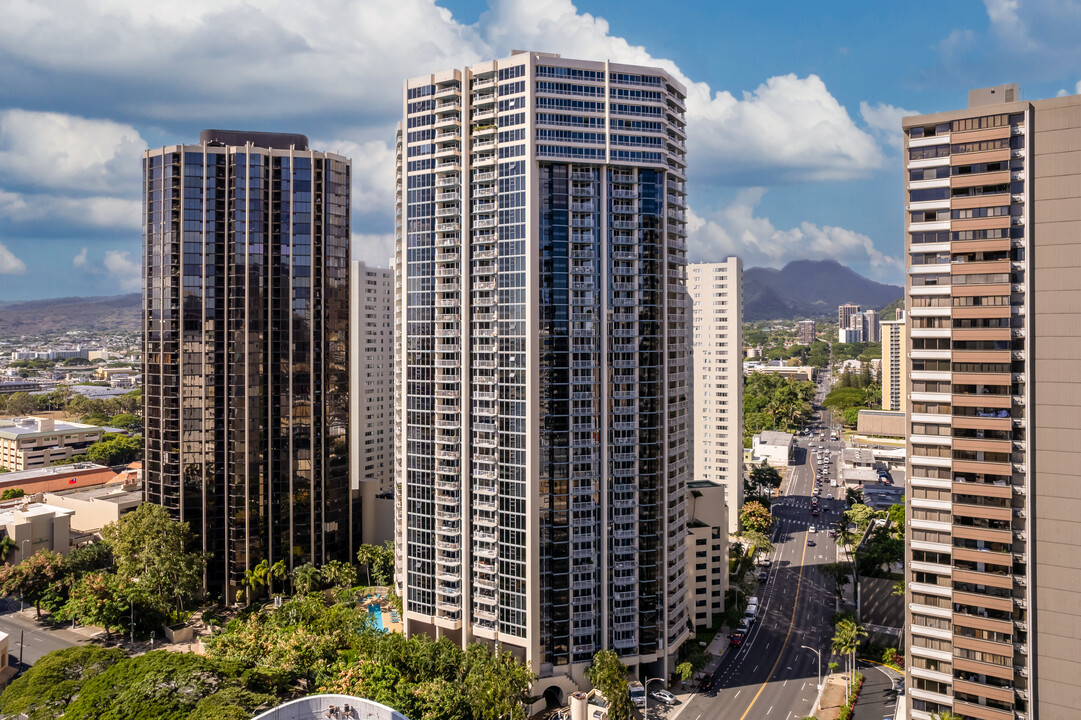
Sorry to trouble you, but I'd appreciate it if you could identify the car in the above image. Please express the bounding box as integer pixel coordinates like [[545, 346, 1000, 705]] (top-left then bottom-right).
[[811, 509, 820, 517], [808, 525, 817, 533], [757, 557, 772, 568], [729, 631, 745, 647], [758, 570, 768, 582], [650, 689, 678, 706], [828, 529, 837, 537], [807, 539, 816, 547]]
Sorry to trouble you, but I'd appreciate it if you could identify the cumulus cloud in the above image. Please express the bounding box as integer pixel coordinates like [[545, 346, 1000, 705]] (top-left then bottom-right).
[[688, 188, 901, 280], [0, 190, 140, 230], [0, 110, 145, 193], [73, 247, 88, 268], [352, 232, 396, 268], [103, 249, 141, 291], [0, 241, 26, 274], [860, 102, 920, 150]]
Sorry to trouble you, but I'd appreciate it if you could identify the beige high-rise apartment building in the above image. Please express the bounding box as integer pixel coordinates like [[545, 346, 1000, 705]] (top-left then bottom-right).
[[880, 313, 906, 412], [862, 308, 880, 343], [351, 261, 394, 545], [796, 319, 816, 345], [903, 85, 1081, 720], [689, 259, 744, 533], [394, 51, 692, 694]]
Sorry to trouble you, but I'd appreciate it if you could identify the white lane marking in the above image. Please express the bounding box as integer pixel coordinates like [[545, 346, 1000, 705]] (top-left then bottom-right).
[[767, 706, 773, 715], [752, 664, 758, 673], [734, 690, 741, 699]]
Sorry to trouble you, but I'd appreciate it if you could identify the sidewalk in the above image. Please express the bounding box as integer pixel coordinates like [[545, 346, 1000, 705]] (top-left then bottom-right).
[[813, 673, 851, 720]]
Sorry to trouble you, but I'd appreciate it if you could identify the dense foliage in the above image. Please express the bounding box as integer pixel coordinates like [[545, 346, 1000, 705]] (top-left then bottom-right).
[[0, 387, 141, 420], [744, 372, 816, 443], [0, 646, 126, 720], [585, 650, 632, 720], [739, 500, 773, 535]]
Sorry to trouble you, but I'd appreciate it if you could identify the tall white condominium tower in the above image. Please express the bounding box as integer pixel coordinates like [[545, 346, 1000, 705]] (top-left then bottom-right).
[[350, 260, 394, 545], [393, 51, 692, 691], [689, 259, 744, 533]]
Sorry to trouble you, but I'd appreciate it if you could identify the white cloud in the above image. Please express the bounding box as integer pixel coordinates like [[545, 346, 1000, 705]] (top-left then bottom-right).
[[73, 247, 88, 268], [688, 188, 901, 280], [0, 190, 140, 229], [0, 241, 26, 274], [352, 232, 395, 268], [0, 110, 145, 193], [103, 249, 140, 291], [480, 0, 882, 183], [860, 102, 920, 150]]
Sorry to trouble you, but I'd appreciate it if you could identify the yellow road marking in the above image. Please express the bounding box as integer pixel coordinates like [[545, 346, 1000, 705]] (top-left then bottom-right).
[[737, 531, 809, 720]]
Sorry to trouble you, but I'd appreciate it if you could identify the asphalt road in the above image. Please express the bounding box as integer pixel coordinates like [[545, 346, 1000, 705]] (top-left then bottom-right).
[[680, 438, 844, 720], [0, 602, 82, 669], [857, 661, 904, 720]]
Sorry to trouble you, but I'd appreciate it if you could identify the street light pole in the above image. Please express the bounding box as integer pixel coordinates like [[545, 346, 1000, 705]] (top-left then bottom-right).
[[800, 645, 822, 691], [644, 677, 665, 720]]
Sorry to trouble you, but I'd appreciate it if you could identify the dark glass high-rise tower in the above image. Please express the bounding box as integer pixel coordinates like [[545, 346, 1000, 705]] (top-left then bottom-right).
[[143, 129, 352, 596]]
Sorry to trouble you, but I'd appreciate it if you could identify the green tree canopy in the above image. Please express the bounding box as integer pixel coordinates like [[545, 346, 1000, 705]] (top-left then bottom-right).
[[740, 500, 773, 535], [101, 503, 206, 619], [0, 645, 126, 720], [586, 650, 632, 720]]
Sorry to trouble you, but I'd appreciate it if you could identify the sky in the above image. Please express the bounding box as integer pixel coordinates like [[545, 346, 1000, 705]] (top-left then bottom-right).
[[0, 0, 1079, 300]]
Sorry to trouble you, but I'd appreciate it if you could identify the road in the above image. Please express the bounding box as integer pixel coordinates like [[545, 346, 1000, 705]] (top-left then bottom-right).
[[680, 436, 845, 720], [857, 661, 904, 719], [0, 601, 84, 669]]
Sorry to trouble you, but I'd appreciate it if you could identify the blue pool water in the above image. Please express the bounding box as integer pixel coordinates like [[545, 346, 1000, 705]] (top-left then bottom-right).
[[368, 603, 385, 632]]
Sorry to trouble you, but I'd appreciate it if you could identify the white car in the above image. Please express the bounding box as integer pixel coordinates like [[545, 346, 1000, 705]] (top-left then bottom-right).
[[808, 525, 817, 533]]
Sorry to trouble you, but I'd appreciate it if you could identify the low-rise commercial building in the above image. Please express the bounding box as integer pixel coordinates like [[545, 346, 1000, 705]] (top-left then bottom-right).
[[0, 463, 119, 496], [752, 431, 795, 466], [0, 501, 73, 563], [0, 417, 103, 471], [43, 482, 142, 533]]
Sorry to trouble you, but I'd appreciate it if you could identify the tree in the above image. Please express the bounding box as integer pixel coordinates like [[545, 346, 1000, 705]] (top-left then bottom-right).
[[101, 503, 206, 620], [887, 501, 905, 538], [55, 571, 130, 639], [739, 500, 773, 535], [586, 650, 632, 720], [85, 435, 142, 466], [108, 413, 142, 431], [357, 541, 395, 587], [0, 645, 125, 720], [320, 560, 357, 589], [749, 460, 781, 498], [0, 487, 24, 500], [0, 536, 15, 563], [675, 661, 693, 684], [0, 549, 65, 617], [291, 562, 321, 595], [841, 407, 860, 427], [831, 617, 867, 697], [818, 562, 853, 599], [6, 392, 37, 416], [741, 530, 775, 555], [930, 712, 963, 720], [0, 466, 10, 474], [843, 504, 877, 534]]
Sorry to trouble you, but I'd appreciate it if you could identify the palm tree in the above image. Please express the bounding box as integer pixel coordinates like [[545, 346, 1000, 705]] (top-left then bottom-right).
[[291, 562, 320, 595], [831, 617, 867, 698], [267, 560, 287, 596], [930, 712, 962, 720]]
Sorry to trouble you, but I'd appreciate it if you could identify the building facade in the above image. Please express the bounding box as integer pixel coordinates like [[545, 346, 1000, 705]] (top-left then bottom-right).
[[143, 130, 352, 596], [685, 482, 728, 630], [350, 260, 395, 545], [0, 417, 103, 471], [881, 314, 906, 412], [795, 319, 816, 345], [838, 303, 861, 335], [394, 51, 691, 690], [861, 309, 880, 343], [689, 259, 744, 533], [903, 85, 1081, 720]]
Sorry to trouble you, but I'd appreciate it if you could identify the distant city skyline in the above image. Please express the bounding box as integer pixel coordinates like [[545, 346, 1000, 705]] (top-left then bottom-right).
[[1, 0, 1080, 299]]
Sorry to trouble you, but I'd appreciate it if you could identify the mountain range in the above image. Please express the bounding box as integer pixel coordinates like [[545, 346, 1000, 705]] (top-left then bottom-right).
[[0, 260, 901, 337], [742, 259, 902, 322]]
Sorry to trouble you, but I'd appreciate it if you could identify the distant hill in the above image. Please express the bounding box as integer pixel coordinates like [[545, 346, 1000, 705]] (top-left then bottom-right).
[[743, 259, 902, 322], [0, 293, 141, 338]]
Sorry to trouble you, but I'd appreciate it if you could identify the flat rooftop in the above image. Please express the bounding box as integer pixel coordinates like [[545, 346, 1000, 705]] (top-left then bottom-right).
[[49, 482, 142, 505], [0, 462, 112, 484], [0, 419, 99, 439]]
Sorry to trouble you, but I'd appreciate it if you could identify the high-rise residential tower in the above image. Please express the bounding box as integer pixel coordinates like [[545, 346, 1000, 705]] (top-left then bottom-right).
[[796, 319, 816, 346], [143, 130, 352, 596], [838, 303, 861, 334], [689, 259, 744, 533], [862, 308, 880, 343], [903, 85, 1081, 720], [880, 313, 906, 412], [393, 51, 691, 692], [350, 260, 395, 545]]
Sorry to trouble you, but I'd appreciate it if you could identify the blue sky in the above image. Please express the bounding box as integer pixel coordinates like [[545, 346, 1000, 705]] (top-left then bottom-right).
[[0, 0, 1079, 300]]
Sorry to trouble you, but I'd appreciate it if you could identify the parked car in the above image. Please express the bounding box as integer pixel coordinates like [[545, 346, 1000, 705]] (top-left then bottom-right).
[[650, 689, 678, 706], [729, 631, 745, 647], [758, 570, 768, 582]]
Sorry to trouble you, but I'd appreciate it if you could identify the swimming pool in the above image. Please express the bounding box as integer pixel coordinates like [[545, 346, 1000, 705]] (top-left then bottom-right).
[[368, 603, 385, 632]]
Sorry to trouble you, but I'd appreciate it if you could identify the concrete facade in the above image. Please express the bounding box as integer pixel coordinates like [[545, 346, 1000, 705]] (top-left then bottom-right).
[[394, 52, 692, 689], [903, 86, 1081, 720], [686, 483, 728, 630], [881, 315, 907, 411], [0, 417, 103, 471], [690, 259, 744, 533], [350, 261, 394, 546], [857, 409, 906, 439], [0, 501, 73, 563], [795, 319, 816, 345], [752, 431, 794, 466]]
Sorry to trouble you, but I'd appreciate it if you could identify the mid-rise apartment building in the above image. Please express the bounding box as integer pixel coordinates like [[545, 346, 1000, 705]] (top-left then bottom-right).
[[689, 259, 744, 533], [795, 319, 816, 345], [685, 482, 728, 630], [0, 417, 102, 471], [394, 51, 691, 693], [881, 314, 906, 412], [350, 260, 395, 545], [904, 85, 1081, 720], [143, 130, 352, 596]]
